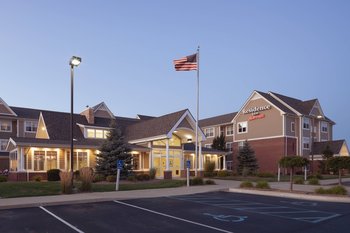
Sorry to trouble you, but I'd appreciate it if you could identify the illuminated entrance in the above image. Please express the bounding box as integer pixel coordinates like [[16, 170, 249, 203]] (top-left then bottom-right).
[[152, 149, 182, 178]]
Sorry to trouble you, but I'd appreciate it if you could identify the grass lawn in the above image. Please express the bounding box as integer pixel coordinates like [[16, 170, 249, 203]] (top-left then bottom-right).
[[0, 180, 186, 198]]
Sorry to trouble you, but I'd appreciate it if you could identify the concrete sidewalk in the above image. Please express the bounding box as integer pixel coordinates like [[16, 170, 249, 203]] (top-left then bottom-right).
[[0, 178, 349, 210]]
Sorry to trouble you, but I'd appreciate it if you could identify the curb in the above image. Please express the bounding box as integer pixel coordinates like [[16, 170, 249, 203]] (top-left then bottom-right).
[[228, 188, 350, 203]]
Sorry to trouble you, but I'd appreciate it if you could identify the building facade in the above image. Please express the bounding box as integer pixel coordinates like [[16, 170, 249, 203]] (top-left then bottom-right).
[[0, 98, 225, 181]]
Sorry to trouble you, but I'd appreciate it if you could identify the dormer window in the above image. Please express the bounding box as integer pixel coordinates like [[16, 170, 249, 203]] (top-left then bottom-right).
[[86, 128, 109, 139], [25, 121, 38, 132]]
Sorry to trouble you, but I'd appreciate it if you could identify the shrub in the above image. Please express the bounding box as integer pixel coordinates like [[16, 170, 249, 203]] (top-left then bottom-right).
[[308, 178, 320, 185], [240, 181, 253, 188], [93, 174, 105, 183], [294, 177, 304, 184], [257, 172, 275, 178], [59, 171, 73, 194], [217, 170, 229, 177], [136, 173, 150, 181], [204, 172, 214, 177], [106, 175, 116, 182], [315, 186, 347, 195], [308, 173, 323, 180], [205, 179, 216, 185], [0, 175, 8, 182], [127, 175, 137, 182], [33, 175, 42, 182], [79, 167, 93, 192], [255, 180, 271, 189], [149, 168, 156, 179], [204, 162, 216, 173], [47, 169, 61, 181], [190, 177, 204, 186], [74, 170, 80, 181]]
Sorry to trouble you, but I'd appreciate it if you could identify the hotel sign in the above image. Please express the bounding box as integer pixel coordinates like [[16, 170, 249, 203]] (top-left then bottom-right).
[[242, 105, 271, 121]]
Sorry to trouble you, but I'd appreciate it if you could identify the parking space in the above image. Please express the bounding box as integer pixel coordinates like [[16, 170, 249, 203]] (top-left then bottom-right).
[[0, 192, 349, 233]]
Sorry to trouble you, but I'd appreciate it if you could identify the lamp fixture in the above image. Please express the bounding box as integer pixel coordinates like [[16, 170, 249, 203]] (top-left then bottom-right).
[[70, 56, 82, 67]]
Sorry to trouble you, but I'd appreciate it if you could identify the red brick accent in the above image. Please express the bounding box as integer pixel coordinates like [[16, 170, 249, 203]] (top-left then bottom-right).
[[163, 170, 172, 179], [233, 137, 297, 174], [8, 172, 47, 181]]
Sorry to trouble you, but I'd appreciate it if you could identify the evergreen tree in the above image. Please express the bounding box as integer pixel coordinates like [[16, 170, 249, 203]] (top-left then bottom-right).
[[95, 120, 132, 177], [211, 134, 226, 151], [237, 140, 259, 175]]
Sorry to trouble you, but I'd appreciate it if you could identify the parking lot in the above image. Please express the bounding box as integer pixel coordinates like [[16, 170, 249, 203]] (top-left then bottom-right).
[[0, 192, 349, 233]]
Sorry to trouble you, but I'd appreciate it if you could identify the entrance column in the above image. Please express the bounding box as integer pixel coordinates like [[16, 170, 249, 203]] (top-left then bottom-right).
[[198, 141, 204, 177], [164, 138, 172, 179], [223, 154, 227, 170]]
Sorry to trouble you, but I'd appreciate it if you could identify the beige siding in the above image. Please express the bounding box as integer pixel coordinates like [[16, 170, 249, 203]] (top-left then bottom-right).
[[235, 98, 283, 141]]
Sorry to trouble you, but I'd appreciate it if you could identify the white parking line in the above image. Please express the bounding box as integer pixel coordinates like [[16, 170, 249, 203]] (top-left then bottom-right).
[[113, 200, 234, 233], [39, 206, 84, 233]]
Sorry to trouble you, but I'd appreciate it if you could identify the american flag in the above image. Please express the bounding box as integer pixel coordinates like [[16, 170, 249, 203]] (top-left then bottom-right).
[[173, 53, 197, 71]]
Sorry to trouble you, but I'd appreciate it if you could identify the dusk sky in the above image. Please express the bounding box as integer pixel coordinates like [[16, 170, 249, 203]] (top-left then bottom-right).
[[1, 1, 349, 143]]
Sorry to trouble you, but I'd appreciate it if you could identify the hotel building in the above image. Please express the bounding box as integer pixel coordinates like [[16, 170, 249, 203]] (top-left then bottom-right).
[[0, 98, 224, 181], [197, 90, 349, 173]]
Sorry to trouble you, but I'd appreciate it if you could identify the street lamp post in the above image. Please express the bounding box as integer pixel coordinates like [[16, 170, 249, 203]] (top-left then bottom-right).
[[69, 56, 81, 185]]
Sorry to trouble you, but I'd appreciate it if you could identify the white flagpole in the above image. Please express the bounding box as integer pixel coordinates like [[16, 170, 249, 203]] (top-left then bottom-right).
[[195, 46, 200, 177]]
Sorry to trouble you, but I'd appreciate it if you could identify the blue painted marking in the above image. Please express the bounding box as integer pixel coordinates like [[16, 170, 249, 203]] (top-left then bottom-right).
[[204, 213, 247, 223]]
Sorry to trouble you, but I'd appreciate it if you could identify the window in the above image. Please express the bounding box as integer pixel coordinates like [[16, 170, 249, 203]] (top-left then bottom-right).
[[291, 122, 295, 132], [25, 121, 38, 132], [0, 120, 12, 132], [86, 128, 109, 139], [303, 137, 310, 150], [205, 128, 214, 137], [205, 144, 212, 148], [321, 122, 328, 133], [67, 151, 88, 170], [34, 151, 45, 171], [238, 141, 244, 150], [132, 154, 140, 170], [0, 139, 8, 151], [303, 117, 310, 130], [46, 151, 58, 170], [237, 122, 247, 134], [226, 142, 233, 152], [226, 125, 234, 136]]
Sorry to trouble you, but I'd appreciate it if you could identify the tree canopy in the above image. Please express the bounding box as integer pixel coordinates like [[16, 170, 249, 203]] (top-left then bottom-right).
[[211, 134, 226, 151]]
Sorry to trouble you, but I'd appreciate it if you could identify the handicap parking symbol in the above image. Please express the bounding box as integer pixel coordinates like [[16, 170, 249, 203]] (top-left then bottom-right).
[[204, 213, 247, 223]]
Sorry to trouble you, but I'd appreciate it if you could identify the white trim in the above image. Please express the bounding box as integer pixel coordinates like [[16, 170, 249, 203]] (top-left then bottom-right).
[[237, 121, 248, 134], [234, 135, 297, 142], [291, 122, 295, 132], [0, 119, 12, 132], [92, 102, 115, 119], [232, 90, 286, 123], [268, 92, 302, 116], [129, 135, 168, 144], [0, 97, 17, 116], [24, 120, 38, 133], [76, 123, 112, 130], [204, 127, 215, 138], [225, 125, 234, 136]]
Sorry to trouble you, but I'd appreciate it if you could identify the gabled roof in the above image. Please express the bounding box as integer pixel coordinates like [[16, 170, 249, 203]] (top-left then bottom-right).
[[10, 106, 41, 119], [125, 109, 188, 142], [0, 98, 17, 116], [255, 91, 295, 114], [199, 112, 237, 127], [312, 140, 347, 155], [269, 92, 317, 115], [92, 102, 115, 119], [40, 110, 112, 141], [136, 114, 156, 121]]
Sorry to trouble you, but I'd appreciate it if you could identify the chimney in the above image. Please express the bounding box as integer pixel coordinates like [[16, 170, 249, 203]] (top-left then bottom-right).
[[81, 107, 95, 124]]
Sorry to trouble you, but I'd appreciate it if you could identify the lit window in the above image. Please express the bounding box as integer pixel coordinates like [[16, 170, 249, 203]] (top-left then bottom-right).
[[0, 139, 8, 151], [321, 122, 328, 133], [25, 121, 38, 132], [46, 151, 58, 170], [303, 137, 310, 149], [87, 129, 95, 138], [103, 130, 109, 139], [0, 120, 12, 132], [237, 122, 247, 134], [34, 151, 45, 171], [205, 128, 214, 137], [303, 118, 310, 130], [95, 130, 103, 138], [226, 125, 234, 136]]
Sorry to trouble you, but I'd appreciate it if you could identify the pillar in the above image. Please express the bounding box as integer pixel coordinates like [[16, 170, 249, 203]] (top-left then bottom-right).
[[223, 154, 227, 170], [164, 138, 172, 179]]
